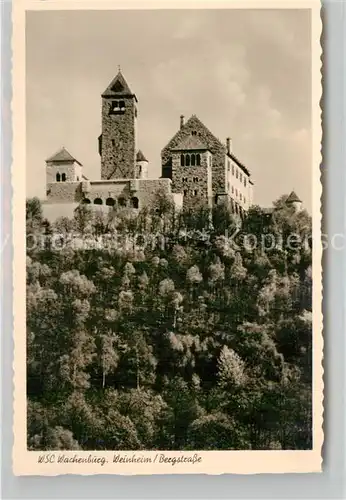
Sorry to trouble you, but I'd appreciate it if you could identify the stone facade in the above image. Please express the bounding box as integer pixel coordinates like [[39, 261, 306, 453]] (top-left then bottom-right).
[[100, 72, 137, 180], [171, 150, 212, 208], [46, 181, 83, 203], [162, 115, 254, 213], [161, 115, 227, 197]]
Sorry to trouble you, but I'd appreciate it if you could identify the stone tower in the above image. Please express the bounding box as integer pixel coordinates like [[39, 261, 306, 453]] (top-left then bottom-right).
[[99, 70, 138, 180]]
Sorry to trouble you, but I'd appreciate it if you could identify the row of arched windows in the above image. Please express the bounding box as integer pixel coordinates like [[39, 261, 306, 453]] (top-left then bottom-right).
[[180, 153, 201, 167], [83, 197, 139, 209]]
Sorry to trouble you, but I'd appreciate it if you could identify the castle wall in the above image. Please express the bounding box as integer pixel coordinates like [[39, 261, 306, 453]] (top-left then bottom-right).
[[46, 161, 82, 183], [161, 116, 227, 197], [171, 152, 212, 208], [100, 97, 137, 180], [226, 157, 251, 211], [46, 182, 83, 203]]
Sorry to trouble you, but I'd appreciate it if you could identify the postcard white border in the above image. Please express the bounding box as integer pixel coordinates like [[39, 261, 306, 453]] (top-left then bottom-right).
[[12, 0, 323, 475]]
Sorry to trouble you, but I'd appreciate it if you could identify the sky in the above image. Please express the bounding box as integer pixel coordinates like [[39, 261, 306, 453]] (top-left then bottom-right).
[[26, 9, 312, 210]]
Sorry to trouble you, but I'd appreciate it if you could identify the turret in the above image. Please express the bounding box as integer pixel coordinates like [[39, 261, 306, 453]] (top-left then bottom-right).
[[286, 191, 302, 212], [135, 150, 149, 179], [45, 147, 83, 184]]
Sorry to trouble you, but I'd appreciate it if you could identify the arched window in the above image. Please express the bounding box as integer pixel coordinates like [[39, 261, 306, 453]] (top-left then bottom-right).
[[118, 197, 127, 207], [181, 154, 185, 166], [185, 154, 190, 167], [191, 154, 196, 166], [131, 197, 139, 209], [106, 197, 115, 206], [183, 190, 188, 197], [94, 198, 103, 205], [84, 198, 91, 204], [61, 173, 66, 182], [56, 173, 61, 182], [196, 154, 201, 166]]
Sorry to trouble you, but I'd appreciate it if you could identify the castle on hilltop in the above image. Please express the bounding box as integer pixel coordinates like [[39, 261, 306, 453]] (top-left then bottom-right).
[[43, 70, 256, 221]]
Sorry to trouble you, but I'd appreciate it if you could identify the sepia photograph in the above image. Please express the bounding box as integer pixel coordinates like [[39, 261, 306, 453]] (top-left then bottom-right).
[[13, 0, 323, 475]]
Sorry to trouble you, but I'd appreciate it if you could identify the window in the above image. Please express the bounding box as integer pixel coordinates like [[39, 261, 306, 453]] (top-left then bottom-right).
[[186, 155, 190, 167], [56, 173, 61, 182], [110, 100, 125, 114], [138, 165, 142, 174], [240, 173, 242, 182], [193, 177, 198, 182], [244, 177, 247, 187], [228, 182, 230, 192], [94, 198, 103, 205], [84, 198, 91, 204], [232, 164, 235, 176], [118, 197, 127, 207], [131, 197, 139, 209], [77, 176, 80, 181], [228, 161, 230, 172], [183, 190, 188, 196], [235, 204, 239, 214], [61, 173, 66, 182], [181, 154, 185, 166], [112, 139, 115, 147], [193, 190, 198, 196], [106, 197, 115, 206], [244, 197, 246, 204], [196, 154, 201, 166], [191, 131, 197, 136], [191, 154, 195, 166], [182, 177, 188, 182], [236, 169, 239, 179]]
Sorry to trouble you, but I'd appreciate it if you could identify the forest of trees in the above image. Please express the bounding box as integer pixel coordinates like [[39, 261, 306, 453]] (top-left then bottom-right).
[[26, 193, 313, 451]]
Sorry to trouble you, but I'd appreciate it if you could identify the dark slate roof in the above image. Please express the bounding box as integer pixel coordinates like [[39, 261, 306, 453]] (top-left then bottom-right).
[[102, 70, 137, 101], [46, 147, 82, 165], [136, 150, 148, 162], [286, 191, 302, 203], [171, 135, 210, 151], [227, 152, 251, 177]]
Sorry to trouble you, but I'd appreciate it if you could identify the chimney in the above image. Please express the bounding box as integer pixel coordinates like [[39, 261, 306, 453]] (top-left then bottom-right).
[[180, 115, 185, 129], [226, 137, 231, 154]]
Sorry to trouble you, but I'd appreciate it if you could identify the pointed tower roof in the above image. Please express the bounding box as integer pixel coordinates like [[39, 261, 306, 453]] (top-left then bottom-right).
[[46, 147, 82, 166], [286, 191, 302, 204], [136, 150, 148, 162], [102, 70, 137, 101]]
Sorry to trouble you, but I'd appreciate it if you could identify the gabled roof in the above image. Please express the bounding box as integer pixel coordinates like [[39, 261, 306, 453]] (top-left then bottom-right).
[[162, 114, 225, 154], [286, 191, 302, 203], [136, 150, 148, 162], [171, 134, 209, 151], [46, 147, 82, 166], [102, 70, 137, 101]]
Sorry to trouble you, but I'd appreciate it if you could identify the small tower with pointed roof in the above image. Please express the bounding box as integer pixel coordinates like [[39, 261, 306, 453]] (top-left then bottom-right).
[[99, 70, 138, 180], [135, 150, 149, 179], [286, 191, 302, 212], [46, 147, 83, 184]]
